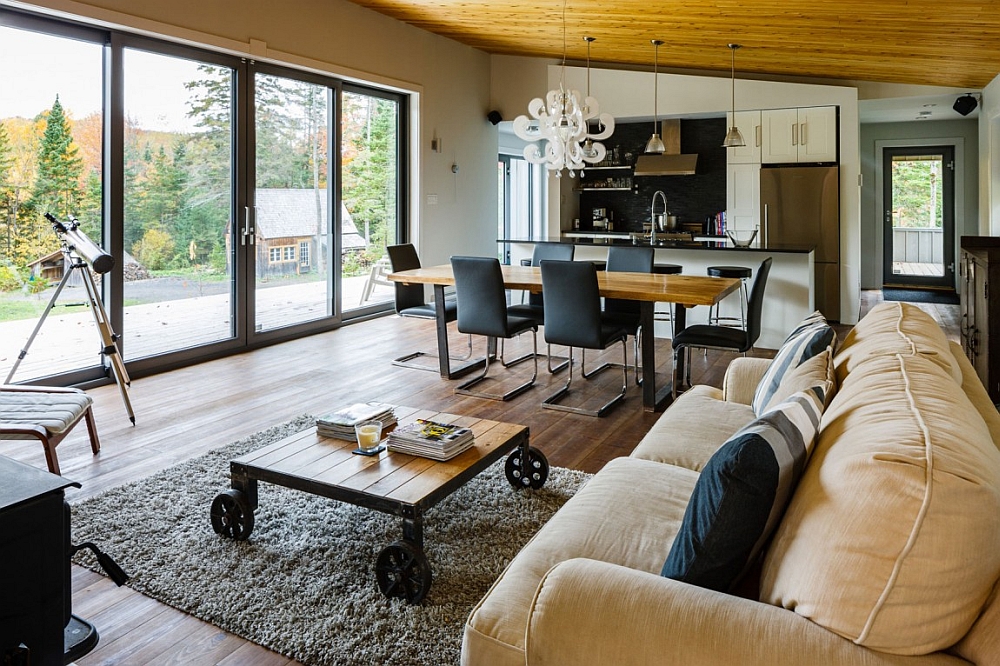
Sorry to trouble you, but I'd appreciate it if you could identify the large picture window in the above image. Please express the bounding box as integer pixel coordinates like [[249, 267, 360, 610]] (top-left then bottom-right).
[[0, 8, 407, 385]]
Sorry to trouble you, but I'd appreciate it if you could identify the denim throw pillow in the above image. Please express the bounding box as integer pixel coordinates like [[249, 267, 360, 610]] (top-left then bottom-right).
[[662, 383, 829, 592]]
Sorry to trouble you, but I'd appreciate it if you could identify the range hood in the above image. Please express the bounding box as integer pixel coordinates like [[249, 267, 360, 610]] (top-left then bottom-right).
[[633, 119, 698, 176]]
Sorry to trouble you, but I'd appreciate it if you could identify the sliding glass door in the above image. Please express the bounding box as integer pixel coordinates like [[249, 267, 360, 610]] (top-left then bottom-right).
[[0, 16, 107, 383], [341, 88, 401, 313], [252, 69, 335, 334], [0, 7, 408, 385], [122, 47, 238, 359]]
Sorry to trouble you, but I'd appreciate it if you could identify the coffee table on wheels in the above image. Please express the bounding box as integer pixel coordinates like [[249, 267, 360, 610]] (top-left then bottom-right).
[[208, 407, 548, 604]]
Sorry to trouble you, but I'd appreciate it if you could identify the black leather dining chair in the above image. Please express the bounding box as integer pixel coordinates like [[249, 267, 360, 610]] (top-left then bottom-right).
[[387, 243, 472, 371], [603, 245, 654, 385], [508, 243, 575, 372], [450, 256, 538, 401], [670, 257, 772, 395], [539, 259, 629, 417]]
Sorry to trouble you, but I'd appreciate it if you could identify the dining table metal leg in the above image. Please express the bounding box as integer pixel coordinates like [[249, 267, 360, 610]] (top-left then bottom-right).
[[432, 284, 486, 380], [640, 302, 688, 412]]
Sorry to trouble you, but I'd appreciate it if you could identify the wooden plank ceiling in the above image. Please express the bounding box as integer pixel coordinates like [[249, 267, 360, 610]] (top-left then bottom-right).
[[344, 0, 1000, 89]]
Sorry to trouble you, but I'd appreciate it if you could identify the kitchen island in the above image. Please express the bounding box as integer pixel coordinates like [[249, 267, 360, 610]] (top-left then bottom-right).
[[501, 235, 816, 349]]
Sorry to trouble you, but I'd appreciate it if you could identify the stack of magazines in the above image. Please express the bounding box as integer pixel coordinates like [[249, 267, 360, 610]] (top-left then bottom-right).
[[316, 402, 396, 440], [387, 418, 475, 461]]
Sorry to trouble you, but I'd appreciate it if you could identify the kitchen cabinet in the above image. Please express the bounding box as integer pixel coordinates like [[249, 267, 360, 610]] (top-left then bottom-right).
[[960, 237, 1000, 403], [726, 163, 760, 232], [761, 106, 838, 164], [726, 111, 761, 164]]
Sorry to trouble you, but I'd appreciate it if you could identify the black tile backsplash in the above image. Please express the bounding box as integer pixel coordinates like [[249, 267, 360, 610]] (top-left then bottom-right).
[[578, 118, 727, 233]]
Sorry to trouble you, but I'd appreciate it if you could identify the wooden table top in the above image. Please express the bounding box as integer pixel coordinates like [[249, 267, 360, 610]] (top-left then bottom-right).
[[231, 406, 528, 508], [389, 263, 741, 307]]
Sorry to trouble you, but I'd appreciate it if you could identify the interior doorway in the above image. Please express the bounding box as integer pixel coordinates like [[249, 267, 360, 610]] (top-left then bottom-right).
[[881, 145, 955, 290]]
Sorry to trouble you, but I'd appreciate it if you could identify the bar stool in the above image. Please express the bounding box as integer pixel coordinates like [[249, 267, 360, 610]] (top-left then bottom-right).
[[706, 265, 752, 329], [653, 263, 683, 338]]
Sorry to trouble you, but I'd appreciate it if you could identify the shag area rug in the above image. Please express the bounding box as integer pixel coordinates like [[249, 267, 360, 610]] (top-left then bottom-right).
[[70, 415, 591, 666]]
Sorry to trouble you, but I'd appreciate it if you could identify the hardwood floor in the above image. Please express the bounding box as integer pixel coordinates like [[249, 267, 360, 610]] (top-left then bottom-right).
[[8, 291, 957, 665]]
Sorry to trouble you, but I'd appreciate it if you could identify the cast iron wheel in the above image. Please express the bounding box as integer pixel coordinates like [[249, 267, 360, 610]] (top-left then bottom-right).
[[210, 489, 255, 540], [375, 539, 432, 604], [505, 446, 549, 490]]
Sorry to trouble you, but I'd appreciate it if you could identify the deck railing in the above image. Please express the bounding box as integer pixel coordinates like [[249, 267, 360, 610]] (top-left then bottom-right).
[[892, 227, 943, 265]]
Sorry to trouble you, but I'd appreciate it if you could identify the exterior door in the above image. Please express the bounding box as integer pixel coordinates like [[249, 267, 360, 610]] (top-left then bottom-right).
[[882, 146, 955, 289]]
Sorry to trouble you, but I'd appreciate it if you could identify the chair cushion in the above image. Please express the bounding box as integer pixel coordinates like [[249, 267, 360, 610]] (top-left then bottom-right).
[[398, 297, 458, 321], [0, 389, 93, 435], [761, 353, 1000, 655], [672, 324, 748, 351], [752, 311, 836, 415], [661, 384, 828, 592], [506, 303, 545, 325]]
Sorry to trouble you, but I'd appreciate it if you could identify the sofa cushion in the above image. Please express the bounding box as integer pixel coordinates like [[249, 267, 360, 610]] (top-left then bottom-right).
[[758, 346, 836, 413], [661, 385, 827, 592], [760, 352, 1000, 655], [629, 385, 755, 472], [833, 301, 962, 385], [752, 311, 836, 415], [462, 457, 699, 666]]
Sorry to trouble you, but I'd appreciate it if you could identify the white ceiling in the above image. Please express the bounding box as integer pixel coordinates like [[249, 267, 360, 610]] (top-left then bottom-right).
[[859, 93, 981, 124]]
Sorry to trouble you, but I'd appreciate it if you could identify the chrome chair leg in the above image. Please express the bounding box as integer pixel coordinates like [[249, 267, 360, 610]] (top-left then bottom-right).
[[543, 339, 627, 417], [456, 331, 537, 401], [392, 326, 475, 372]]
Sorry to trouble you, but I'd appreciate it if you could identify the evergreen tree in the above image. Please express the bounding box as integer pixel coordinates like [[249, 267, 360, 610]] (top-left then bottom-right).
[[29, 96, 83, 220], [0, 121, 13, 260]]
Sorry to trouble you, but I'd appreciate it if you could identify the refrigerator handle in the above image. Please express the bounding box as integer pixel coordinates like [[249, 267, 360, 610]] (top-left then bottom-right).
[[800, 122, 807, 146], [792, 123, 798, 146], [763, 203, 769, 247]]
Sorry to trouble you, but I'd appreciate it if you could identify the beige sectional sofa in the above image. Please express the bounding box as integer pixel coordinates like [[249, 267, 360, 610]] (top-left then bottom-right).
[[461, 302, 1000, 666]]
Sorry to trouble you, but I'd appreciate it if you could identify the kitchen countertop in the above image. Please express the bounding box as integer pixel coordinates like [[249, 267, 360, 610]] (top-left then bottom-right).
[[500, 235, 815, 254]]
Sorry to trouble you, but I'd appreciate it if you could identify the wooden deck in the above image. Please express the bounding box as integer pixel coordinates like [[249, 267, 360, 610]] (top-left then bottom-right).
[[892, 261, 944, 277], [0, 290, 957, 666], [0, 274, 394, 383]]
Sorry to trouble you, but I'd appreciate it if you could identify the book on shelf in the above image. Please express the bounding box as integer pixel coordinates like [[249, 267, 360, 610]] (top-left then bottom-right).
[[316, 402, 396, 440], [386, 418, 475, 461]]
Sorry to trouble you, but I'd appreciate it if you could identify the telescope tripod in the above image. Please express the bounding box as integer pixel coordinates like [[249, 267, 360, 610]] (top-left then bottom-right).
[[5, 251, 135, 424]]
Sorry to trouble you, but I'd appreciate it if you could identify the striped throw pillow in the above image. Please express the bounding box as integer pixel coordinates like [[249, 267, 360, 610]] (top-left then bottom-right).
[[662, 383, 829, 592], [752, 310, 836, 416]]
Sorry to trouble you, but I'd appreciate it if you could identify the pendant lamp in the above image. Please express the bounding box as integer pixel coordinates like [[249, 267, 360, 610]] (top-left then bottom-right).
[[722, 43, 746, 148], [511, 2, 614, 176], [644, 39, 665, 154]]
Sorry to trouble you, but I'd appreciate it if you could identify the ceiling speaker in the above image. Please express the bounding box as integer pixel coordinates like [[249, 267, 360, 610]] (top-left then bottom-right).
[[953, 94, 978, 116], [487, 110, 503, 125]]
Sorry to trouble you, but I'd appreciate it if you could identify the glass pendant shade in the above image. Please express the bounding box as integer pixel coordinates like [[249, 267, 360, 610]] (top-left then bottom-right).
[[722, 125, 746, 148], [645, 133, 666, 153], [645, 39, 664, 154], [723, 43, 745, 148]]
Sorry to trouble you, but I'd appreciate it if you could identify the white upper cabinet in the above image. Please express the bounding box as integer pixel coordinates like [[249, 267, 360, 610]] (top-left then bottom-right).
[[761, 106, 837, 164], [726, 110, 761, 164], [727, 163, 760, 232]]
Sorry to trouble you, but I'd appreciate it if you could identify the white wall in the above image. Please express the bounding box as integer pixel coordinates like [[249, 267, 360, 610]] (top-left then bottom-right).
[[859, 119, 979, 288], [982, 73, 1000, 236], [492, 60, 862, 324], [6, 0, 500, 267]]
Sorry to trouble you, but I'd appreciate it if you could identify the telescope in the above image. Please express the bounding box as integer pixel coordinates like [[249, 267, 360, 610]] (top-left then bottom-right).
[[44, 212, 114, 274]]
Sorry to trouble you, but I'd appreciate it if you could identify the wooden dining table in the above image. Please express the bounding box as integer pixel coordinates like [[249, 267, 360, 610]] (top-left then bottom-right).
[[388, 263, 741, 411]]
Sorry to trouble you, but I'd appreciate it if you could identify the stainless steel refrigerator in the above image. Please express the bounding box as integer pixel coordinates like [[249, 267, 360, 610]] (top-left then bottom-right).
[[760, 165, 840, 321]]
